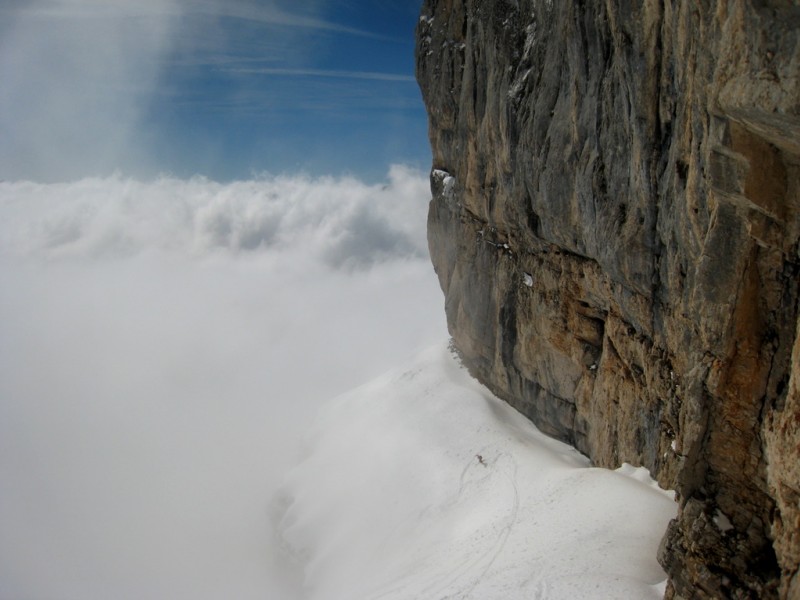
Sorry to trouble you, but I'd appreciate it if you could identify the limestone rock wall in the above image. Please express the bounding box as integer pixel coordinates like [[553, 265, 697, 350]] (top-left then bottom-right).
[[416, 1, 800, 597]]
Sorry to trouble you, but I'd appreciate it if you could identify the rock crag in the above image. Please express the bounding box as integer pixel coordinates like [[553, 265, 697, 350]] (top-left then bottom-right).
[[416, 1, 800, 597]]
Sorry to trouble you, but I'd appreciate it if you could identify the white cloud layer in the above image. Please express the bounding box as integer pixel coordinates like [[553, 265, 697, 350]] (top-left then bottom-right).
[[0, 167, 445, 599], [0, 164, 429, 264]]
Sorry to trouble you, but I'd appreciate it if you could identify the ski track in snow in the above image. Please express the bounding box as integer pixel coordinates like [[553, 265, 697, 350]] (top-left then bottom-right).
[[367, 451, 520, 600], [419, 452, 520, 600]]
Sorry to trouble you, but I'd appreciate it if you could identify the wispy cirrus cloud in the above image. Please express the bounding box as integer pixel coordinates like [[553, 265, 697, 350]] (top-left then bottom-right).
[[0, 0, 375, 36], [228, 67, 417, 82], [183, 0, 398, 40]]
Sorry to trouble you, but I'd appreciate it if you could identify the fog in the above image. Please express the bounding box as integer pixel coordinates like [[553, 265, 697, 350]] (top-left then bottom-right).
[[0, 0, 181, 181], [0, 166, 445, 599]]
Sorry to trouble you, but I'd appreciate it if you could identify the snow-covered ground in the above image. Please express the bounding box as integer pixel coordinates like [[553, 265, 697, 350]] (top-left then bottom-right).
[[0, 168, 676, 599], [278, 343, 676, 600]]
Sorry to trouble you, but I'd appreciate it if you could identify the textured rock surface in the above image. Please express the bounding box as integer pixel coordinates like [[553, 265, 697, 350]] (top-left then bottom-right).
[[416, 1, 800, 598]]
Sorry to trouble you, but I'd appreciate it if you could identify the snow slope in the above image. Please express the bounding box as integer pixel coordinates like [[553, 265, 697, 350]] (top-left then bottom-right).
[[277, 342, 677, 600]]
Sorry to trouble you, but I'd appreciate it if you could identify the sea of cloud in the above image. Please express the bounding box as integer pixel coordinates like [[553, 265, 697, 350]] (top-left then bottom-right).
[[0, 165, 446, 599]]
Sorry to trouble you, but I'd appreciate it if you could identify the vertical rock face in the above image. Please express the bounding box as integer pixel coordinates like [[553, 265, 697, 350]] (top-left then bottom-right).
[[416, 1, 800, 598]]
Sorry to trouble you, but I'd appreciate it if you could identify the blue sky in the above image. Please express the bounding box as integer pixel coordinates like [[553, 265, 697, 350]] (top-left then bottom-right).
[[0, 0, 428, 182]]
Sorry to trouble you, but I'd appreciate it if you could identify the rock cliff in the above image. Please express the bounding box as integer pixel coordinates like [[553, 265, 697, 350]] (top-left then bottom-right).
[[416, 1, 800, 597]]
